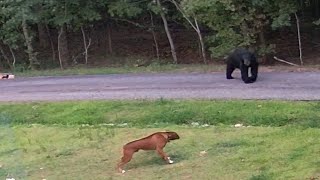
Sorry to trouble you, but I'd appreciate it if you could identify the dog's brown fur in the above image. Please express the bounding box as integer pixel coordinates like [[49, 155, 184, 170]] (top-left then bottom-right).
[[117, 131, 180, 173]]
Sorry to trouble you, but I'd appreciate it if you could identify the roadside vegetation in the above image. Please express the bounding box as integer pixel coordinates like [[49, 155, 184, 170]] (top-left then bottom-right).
[[1, 100, 320, 179], [12, 63, 320, 77], [14, 64, 226, 77], [1, 1, 320, 71], [1, 100, 320, 127]]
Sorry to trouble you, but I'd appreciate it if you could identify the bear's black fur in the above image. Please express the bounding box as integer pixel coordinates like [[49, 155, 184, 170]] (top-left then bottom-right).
[[226, 48, 259, 84]]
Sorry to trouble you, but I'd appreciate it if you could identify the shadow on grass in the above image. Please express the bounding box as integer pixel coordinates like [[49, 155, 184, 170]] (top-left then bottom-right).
[[0, 113, 13, 125], [0, 168, 7, 178], [125, 150, 187, 170], [0, 148, 20, 157], [215, 139, 250, 148], [249, 169, 274, 180]]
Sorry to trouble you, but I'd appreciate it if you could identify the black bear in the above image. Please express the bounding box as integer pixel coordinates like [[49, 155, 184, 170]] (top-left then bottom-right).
[[226, 48, 259, 84]]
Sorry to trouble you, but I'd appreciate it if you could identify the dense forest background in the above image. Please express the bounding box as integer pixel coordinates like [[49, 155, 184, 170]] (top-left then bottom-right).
[[0, 0, 320, 71]]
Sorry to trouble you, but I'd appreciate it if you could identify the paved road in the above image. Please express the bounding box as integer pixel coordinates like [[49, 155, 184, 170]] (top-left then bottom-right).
[[0, 72, 320, 102]]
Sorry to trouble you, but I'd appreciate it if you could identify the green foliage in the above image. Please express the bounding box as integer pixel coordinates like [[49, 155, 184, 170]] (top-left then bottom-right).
[[106, 0, 177, 28], [147, 1, 162, 15], [0, 0, 106, 48], [0, 0, 36, 48], [181, 0, 298, 57], [0, 0, 312, 66], [313, 18, 320, 25], [266, 1, 298, 29], [44, 0, 106, 28], [257, 44, 276, 56], [108, 0, 143, 17], [0, 0, 108, 69]]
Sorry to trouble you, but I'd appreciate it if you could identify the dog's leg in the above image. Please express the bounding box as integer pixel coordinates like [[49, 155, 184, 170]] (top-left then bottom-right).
[[156, 147, 173, 164], [117, 149, 134, 173]]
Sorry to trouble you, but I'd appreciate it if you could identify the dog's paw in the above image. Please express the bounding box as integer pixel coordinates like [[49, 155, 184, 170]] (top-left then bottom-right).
[[121, 170, 126, 174], [167, 157, 174, 164]]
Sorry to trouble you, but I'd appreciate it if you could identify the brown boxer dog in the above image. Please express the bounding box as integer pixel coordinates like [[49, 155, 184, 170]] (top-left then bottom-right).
[[117, 131, 180, 173]]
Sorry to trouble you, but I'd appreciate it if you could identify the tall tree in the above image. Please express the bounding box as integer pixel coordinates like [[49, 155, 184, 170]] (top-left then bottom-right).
[[0, 0, 41, 69], [170, 0, 207, 64], [22, 14, 39, 70], [45, 0, 106, 68], [108, 0, 179, 63], [155, 0, 178, 64]]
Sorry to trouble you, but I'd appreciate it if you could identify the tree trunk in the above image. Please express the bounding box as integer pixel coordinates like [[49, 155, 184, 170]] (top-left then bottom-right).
[[295, 13, 303, 66], [156, 0, 178, 64], [170, 0, 206, 64], [38, 23, 49, 48], [258, 31, 268, 64], [194, 18, 207, 64], [315, 0, 320, 18], [22, 15, 40, 70], [150, 12, 160, 60], [300, 0, 304, 18], [0, 42, 13, 69], [9, 47, 16, 69], [81, 26, 92, 65], [106, 22, 113, 55], [58, 24, 70, 69], [46, 24, 56, 64]]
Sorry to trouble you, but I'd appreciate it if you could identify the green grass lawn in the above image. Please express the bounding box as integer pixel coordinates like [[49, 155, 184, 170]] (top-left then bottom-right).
[[1, 100, 320, 127], [1, 100, 320, 179], [0, 126, 319, 180]]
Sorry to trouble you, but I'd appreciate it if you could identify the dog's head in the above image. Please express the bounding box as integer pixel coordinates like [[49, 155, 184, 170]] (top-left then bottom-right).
[[166, 132, 180, 140]]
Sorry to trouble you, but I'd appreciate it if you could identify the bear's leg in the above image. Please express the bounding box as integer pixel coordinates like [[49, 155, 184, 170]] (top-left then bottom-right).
[[226, 64, 235, 79]]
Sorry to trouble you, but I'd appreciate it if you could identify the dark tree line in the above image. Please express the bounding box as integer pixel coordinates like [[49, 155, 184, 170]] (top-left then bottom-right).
[[0, 0, 320, 70]]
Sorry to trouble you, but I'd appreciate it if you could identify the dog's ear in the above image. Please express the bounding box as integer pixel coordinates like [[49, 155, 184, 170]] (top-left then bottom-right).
[[165, 131, 172, 137]]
